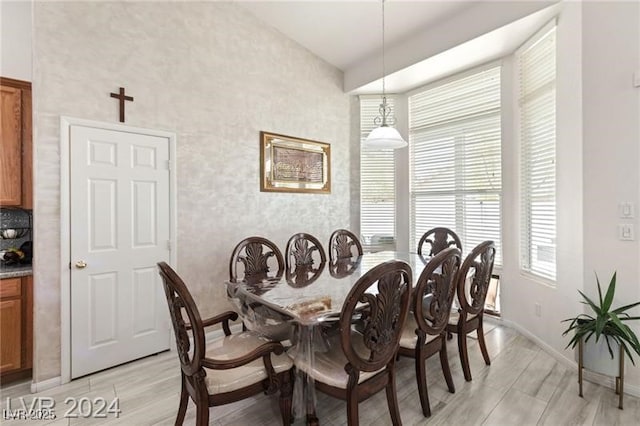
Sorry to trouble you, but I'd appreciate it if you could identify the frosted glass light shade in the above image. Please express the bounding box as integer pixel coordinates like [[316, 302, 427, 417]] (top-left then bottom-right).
[[363, 126, 407, 150]]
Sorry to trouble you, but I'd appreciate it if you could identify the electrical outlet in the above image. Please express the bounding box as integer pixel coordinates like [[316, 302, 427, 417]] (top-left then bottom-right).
[[535, 303, 541, 317]]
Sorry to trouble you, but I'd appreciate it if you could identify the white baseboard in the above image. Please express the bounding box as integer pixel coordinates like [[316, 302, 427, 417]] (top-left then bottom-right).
[[500, 318, 640, 399], [30, 376, 61, 394]]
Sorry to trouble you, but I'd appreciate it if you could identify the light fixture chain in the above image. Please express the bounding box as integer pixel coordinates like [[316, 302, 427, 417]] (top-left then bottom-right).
[[381, 0, 386, 97]]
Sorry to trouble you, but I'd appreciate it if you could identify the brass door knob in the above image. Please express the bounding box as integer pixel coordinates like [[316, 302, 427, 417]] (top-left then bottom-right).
[[75, 260, 87, 269]]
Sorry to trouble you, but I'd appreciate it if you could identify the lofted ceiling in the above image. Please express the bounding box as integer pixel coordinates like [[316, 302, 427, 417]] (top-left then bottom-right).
[[237, 0, 560, 93], [237, 0, 476, 71]]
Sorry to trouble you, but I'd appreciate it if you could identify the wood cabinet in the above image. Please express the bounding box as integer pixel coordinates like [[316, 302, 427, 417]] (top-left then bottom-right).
[[0, 276, 32, 382], [0, 77, 32, 209]]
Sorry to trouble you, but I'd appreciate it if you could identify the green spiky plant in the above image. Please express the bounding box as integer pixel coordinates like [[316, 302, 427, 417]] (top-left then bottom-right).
[[562, 272, 640, 364]]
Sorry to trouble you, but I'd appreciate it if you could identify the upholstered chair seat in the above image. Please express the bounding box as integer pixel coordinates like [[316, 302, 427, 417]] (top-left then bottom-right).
[[292, 331, 382, 389], [204, 332, 293, 394], [399, 316, 439, 349]]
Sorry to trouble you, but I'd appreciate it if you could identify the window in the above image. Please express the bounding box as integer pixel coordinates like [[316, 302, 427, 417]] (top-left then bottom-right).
[[359, 96, 396, 251], [517, 23, 557, 281], [409, 66, 502, 263]]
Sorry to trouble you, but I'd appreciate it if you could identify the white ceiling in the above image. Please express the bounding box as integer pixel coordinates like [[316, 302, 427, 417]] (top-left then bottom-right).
[[238, 0, 560, 93], [237, 0, 476, 71]]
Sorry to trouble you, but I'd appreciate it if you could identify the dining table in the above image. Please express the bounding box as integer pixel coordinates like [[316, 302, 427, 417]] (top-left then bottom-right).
[[225, 250, 431, 424]]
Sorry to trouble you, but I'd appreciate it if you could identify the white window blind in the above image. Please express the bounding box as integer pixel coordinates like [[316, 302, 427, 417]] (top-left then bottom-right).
[[517, 23, 557, 281], [409, 66, 502, 264], [360, 96, 396, 251]]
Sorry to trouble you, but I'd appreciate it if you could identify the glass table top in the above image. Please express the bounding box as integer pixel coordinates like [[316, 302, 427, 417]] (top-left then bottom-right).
[[227, 251, 429, 325]]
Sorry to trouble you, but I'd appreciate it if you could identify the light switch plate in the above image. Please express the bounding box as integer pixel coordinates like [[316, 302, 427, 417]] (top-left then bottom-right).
[[619, 224, 635, 241], [619, 202, 635, 218]]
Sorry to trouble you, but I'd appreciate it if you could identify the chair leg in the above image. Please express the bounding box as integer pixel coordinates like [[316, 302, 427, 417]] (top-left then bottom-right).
[[279, 370, 293, 425], [415, 353, 431, 417], [195, 400, 209, 426], [458, 331, 472, 382], [386, 369, 403, 425], [439, 339, 455, 393], [477, 319, 491, 366], [346, 388, 360, 426], [175, 375, 189, 425], [307, 412, 319, 426]]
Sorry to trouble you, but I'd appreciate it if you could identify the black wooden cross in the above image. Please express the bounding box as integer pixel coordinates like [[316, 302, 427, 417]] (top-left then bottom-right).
[[109, 87, 134, 122]]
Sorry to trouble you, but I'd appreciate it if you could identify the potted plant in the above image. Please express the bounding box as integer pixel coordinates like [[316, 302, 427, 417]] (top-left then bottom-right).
[[562, 272, 640, 375]]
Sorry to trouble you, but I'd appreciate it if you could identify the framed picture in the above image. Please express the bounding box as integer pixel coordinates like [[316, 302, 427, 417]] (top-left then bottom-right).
[[260, 131, 331, 194]]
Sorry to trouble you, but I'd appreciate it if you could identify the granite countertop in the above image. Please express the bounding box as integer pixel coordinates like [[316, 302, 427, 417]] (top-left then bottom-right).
[[0, 263, 33, 279]]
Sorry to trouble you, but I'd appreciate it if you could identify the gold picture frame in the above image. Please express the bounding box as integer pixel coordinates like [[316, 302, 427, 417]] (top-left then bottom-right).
[[260, 131, 331, 194]]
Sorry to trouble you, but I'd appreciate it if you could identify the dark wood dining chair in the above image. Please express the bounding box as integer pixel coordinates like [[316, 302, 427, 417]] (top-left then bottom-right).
[[445, 240, 496, 382], [157, 262, 294, 426], [329, 229, 363, 262], [292, 260, 412, 426], [229, 236, 284, 283], [285, 233, 327, 272], [397, 247, 461, 417], [228, 236, 292, 340], [417, 227, 462, 258]]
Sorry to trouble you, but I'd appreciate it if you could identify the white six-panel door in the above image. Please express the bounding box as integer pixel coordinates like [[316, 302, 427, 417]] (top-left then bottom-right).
[[69, 125, 171, 378]]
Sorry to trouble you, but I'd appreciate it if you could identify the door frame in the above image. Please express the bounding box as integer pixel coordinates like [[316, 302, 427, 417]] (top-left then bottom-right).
[[60, 116, 177, 384]]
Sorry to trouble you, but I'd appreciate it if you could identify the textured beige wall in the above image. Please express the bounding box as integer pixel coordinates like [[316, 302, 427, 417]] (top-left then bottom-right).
[[32, 1, 351, 382]]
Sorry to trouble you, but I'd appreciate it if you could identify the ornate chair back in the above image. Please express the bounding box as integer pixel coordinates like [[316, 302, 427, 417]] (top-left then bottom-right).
[[229, 236, 284, 283], [285, 233, 327, 271], [413, 247, 462, 336], [158, 262, 206, 378], [340, 260, 412, 374], [417, 227, 462, 258], [457, 240, 496, 318], [329, 229, 363, 262]]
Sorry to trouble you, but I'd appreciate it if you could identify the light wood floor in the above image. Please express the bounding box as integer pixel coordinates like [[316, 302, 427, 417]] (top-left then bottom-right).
[[3, 321, 640, 425]]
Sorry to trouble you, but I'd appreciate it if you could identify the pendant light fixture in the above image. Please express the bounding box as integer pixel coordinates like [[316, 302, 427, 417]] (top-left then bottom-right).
[[363, 0, 407, 150]]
